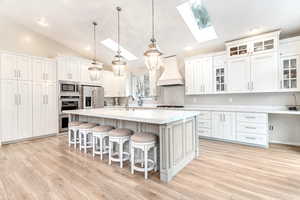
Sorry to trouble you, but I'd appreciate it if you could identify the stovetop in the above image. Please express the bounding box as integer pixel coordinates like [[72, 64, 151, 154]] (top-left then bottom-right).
[[156, 105, 184, 108]]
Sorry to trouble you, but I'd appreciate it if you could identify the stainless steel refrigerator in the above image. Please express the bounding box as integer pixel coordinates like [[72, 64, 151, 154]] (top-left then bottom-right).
[[80, 85, 104, 109]]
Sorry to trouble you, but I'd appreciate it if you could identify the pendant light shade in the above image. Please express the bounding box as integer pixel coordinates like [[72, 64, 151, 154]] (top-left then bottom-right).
[[112, 7, 126, 76], [88, 22, 103, 81], [144, 0, 163, 71]]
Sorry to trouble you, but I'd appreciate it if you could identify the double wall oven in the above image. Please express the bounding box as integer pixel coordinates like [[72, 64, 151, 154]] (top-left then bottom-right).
[[59, 82, 80, 132]]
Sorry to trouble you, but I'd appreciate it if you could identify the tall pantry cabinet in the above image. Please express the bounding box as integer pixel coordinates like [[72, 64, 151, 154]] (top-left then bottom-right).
[[0, 52, 58, 144]]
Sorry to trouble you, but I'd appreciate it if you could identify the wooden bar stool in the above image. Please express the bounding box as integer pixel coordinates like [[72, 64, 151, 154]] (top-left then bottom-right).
[[79, 123, 97, 153], [68, 121, 85, 149], [130, 132, 157, 180], [92, 125, 114, 160], [108, 128, 134, 168]]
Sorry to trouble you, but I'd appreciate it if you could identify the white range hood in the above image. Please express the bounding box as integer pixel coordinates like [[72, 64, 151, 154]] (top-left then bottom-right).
[[157, 56, 184, 86]]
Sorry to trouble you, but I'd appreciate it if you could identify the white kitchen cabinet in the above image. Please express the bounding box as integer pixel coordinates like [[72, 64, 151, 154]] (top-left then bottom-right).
[[33, 58, 57, 83], [80, 59, 103, 86], [103, 70, 130, 97], [227, 57, 251, 92], [212, 112, 236, 141], [33, 83, 58, 137], [0, 80, 33, 142], [57, 56, 80, 82], [279, 55, 300, 91], [185, 56, 212, 95], [213, 53, 227, 92], [251, 52, 278, 92], [0, 53, 32, 81]]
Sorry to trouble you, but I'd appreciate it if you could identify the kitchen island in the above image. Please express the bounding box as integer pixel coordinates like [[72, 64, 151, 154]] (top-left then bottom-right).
[[64, 108, 200, 182]]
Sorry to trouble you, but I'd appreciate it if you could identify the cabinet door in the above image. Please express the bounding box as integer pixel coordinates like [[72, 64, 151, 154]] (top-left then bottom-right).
[[213, 54, 227, 92], [46, 83, 58, 134], [280, 56, 299, 90], [251, 52, 278, 92], [227, 57, 251, 92], [45, 60, 57, 82], [17, 56, 32, 81], [57, 58, 68, 81], [32, 82, 46, 137], [0, 53, 17, 80], [223, 112, 236, 141], [18, 81, 33, 139], [202, 57, 213, 93], [212, 112, 223, 139], [68, 58, 80, 81], [32, 58, 45, 82], [185, 61, 193, 95], [0, 80, 18, 142]]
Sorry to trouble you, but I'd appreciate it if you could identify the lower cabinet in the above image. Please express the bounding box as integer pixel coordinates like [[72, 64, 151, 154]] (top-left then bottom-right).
[[212, 112, 236, 141], [0, 80, 33, 142], [33, 83, 58, 137], [198, 111, 269, 147]]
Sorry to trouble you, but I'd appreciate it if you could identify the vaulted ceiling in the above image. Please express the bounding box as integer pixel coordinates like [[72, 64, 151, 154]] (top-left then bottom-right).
[[0, 0, 300, 69]]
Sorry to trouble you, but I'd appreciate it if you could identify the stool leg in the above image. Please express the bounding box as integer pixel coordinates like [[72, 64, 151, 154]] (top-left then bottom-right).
[[109, 141, 112, 165], [154, 146, 158, 172], [131, 145, 134, 174], [144, 146, 148, 180], [92, 136, 95, 158], [100, 136, 103, 160], [84, 133, 87, 154], [68, 129, 72, 147], [73, 130, 77, 149], [79, 132, 82, 151], [120, 141, 123, 168]]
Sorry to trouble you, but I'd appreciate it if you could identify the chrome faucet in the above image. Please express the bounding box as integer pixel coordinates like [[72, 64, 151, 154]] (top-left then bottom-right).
[[125, 95, 135, 111], [293, 93, 297, 106]]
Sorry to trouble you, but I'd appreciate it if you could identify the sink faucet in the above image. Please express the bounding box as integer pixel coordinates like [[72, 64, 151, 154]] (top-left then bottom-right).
[[125, 95, 135, 111], [293, 93, 297, 106]]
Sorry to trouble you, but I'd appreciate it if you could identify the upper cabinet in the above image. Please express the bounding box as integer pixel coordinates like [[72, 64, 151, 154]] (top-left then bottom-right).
[[185, 56, 213, 95], [57, 56, 80, 82], [80, 59, 103, 86], [0, 53, 32, 81], [213, 52, 227, 93], [33, 58, 57, 83], [103, 70, 130, 97]]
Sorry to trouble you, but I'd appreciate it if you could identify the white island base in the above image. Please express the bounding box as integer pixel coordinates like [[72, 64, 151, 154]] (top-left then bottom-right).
[[65, 108, 200, 182]]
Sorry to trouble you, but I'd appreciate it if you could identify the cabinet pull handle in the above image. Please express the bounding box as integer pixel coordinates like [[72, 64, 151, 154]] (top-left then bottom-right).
[[19, 94, 21, 105], [247, 82, 250, 90], [15, 94, 18, 105], [280, 80, 282, 89], [245, 116, 256, 119], [46, 95, 48, 104], [18, 70, 21, 79], [245, 126, 256, 129], [251, 82, 254, 90], [245, 136, 256, 140]]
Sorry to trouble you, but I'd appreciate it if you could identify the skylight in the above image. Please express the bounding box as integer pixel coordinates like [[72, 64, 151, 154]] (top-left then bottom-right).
[[177, 0, 217, 43], [101, 38, 138, 61]]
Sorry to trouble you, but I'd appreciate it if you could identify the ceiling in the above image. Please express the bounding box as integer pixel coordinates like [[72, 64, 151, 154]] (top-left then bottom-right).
[[0, 0, 300, 69]]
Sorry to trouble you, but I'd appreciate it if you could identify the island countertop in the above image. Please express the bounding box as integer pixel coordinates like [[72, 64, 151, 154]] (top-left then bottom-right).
[[63, 108, 200, 124]]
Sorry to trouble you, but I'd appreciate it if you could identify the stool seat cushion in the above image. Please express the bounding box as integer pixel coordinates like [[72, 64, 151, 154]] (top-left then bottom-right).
[[131, 132, 157, 143], [69, 121, 84, 127], [92, 125, 114, 133], [79, 123, 97, 129], [109, 128, 133, 137]]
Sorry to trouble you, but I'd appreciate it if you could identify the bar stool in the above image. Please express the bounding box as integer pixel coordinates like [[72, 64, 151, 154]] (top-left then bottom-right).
[[68, 121, 85, 149], [92, 125, 115, 160], [108, 128, 134, 168], [79, 123, 97, 153], [130, 132, 157, 180]]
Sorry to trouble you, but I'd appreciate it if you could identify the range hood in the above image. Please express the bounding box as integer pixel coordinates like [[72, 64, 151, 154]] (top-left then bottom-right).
[[157, 56, 184, 86]]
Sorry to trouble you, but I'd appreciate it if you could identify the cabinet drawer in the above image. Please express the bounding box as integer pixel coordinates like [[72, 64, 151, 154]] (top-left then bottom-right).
[[198, 119, 211, 129], [237, 133, 268, 146], [198, 128, 211, 137], [198, 111, 211, 120], [237, 122, 267, 135], [237, 112, 268, 123]]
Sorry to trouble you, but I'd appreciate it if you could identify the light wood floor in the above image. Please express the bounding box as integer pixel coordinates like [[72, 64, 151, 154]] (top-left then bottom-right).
[[0, 136, 300, 200]]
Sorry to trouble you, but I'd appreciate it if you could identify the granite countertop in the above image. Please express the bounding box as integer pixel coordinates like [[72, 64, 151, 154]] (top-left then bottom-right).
[[104, 104, 300, 115], [63, 108, 200, 124]]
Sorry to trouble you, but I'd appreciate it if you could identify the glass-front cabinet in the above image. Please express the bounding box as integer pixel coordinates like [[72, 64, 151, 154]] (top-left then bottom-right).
[[213, 53, 227, 92], [228, 43, 248, 57], [252, 37, 276, 54], [280, 56, 299, 90]]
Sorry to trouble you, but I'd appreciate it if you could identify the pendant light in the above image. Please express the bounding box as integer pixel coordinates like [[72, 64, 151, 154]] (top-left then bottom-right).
[[88, 22, 103, 81], [112, 7, 126, 76], [144, 0, 163, 71]]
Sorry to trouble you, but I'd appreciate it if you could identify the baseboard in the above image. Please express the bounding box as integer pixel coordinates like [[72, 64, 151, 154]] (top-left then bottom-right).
[[1, 133, 57, 145], [199, 136, 268, 148], [270, 140, 300, 146]]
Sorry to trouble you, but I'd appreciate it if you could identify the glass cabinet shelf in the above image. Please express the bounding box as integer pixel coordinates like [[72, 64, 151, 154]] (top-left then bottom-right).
[[281, 57, 298, 89], [215, 67, 225, 92]]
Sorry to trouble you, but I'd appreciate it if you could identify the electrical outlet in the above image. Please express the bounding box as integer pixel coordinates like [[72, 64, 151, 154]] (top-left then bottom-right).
[[229, 98, 233, 103], [193, 98, 197, 103], [269, 125, 274, 131]]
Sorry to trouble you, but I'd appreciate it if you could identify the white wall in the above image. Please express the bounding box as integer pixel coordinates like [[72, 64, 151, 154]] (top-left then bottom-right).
[[0, 17, 83, 58]]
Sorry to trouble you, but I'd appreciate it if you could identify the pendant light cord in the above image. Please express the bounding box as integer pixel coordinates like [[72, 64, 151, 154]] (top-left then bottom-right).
[[151, 0, 155, 43], [117, 7, 121, 56], [93, 22, 97, 62]]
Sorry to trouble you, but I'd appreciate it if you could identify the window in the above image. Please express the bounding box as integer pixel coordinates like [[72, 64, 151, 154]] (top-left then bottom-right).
[[131, 73, 151, 98]]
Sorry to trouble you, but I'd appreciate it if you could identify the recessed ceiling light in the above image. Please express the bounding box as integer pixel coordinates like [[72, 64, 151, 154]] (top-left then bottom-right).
[[37, 17, 49, 27], [101, 38, 138, 61], [184, 46, 193, 51], [177, 0, 218, 43]]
